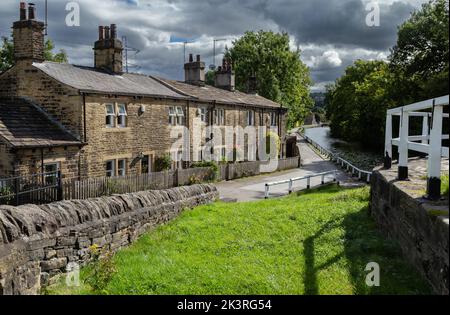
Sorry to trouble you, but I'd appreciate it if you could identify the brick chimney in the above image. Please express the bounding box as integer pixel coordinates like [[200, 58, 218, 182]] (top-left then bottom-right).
[[94, 24, 123, 73], [215, 57, 235, 91], [184, 54, 205, 86], [12, 2, 45, 63]]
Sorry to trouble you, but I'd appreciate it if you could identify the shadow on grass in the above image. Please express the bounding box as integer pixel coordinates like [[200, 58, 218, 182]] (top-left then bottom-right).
[[302, 205, 431, 295]]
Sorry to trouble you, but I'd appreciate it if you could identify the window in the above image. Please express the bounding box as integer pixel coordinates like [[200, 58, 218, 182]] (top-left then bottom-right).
[[117, 104, 127, 128], [199, 107, 208, 123], [169, 106, 185, 126], [176, 106, 184, 125], [247, 110, 255, 126], [270, 112, 277, 127], [141, 155, 151, 174], [44, 163, 59, 185], [105, 104, 116, 128], [118, 159, 126, 177], [214, 109, 225, 125], [169, 106, 176, 125], [106, 160, 115, 177]]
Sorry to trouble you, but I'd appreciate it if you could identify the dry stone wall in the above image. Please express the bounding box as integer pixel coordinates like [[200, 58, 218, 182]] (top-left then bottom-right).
[[370, 169, 449, 295], [0, 184, 218, 295]]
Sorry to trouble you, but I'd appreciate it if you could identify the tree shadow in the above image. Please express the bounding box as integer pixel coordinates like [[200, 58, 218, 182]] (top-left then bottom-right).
[[302, 205, 431, 295]]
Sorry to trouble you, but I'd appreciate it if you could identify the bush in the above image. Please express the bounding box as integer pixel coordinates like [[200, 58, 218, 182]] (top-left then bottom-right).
[[191, 161, 219, 181], [84, 244, 117, 294], [155, 155, 172, 172], [0, 186, 13, 204]]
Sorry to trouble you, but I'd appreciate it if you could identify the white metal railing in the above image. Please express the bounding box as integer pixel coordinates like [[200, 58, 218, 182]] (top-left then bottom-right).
[[302, 134, 373, 183], [264, 170, 338, 199], [385, 95, 449, 200]]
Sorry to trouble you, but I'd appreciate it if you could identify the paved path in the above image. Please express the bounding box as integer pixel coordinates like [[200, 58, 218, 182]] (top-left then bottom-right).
[[215, 135, 354, 202]]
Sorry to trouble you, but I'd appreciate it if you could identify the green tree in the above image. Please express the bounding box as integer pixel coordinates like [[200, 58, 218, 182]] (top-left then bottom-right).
[[0, 37, 68, 72], [228, 31, 313, 128], [390, 0, 449, 99], [326, 60, 395, 149]]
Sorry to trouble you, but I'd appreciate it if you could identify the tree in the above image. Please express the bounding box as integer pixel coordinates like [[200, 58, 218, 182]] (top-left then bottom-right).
[[228, 31, 313, 128], [326, 0, 449, 150], [390, 0, 449, 99], [0, 37, 68, 72], [326, 60, 395, 149]]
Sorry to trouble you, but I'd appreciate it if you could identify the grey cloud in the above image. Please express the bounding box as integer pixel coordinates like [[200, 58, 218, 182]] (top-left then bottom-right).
[[0, 0, 426, 90]]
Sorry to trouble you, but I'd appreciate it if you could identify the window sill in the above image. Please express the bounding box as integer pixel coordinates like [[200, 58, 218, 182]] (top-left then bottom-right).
[[103, 127, 131, 132]]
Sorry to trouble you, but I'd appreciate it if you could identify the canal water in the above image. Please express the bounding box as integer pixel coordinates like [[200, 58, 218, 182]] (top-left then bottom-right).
[[304, 127, 384, 171]]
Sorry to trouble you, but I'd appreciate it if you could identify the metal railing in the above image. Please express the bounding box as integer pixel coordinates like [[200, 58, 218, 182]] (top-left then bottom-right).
[[264, 170, 338, 199], [302, 134, 373, 183], [0, 171, 62, 206], [385, 95, 449, 200]]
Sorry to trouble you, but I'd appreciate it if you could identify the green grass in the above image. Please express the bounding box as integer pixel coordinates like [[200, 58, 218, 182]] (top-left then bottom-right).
[[47, 185, 431, 295]]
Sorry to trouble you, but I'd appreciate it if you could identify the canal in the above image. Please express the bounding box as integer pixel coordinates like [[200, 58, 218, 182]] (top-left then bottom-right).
[[304, 127, 384, 171]]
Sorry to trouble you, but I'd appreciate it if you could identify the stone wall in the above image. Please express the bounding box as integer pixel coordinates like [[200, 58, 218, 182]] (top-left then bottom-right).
[[0, 184, 218, 295], [370, 169, 449, 295]]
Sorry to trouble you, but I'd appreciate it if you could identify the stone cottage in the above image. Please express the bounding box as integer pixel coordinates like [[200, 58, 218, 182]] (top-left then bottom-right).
[[0, 3, 289, 180]]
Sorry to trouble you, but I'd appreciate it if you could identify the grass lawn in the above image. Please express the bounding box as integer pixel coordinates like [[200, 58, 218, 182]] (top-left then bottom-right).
[[47, 185, 431, 295]]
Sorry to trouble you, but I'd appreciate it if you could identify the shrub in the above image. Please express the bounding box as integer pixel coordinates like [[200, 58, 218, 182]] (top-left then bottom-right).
[[0, 186, 13, 204], [191, 161, 218, 181], [155, 155, 172, 172], [188, 175, 203, 185], [84, 244, 117, 294]]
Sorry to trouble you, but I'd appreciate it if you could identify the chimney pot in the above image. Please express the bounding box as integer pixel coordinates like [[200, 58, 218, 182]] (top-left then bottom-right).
[[189, 54, 193, 63], [28, 3, 36, 20], [98, 26, 105, 40], [104, 26, 110, 39], [111, 24, 117, 39], [196, 55, 201, 62], [19, 2, 27, 21]]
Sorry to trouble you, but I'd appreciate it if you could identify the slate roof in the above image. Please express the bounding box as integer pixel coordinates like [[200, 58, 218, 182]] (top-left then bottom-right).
[[32, 61, 283, 108], [0, 98, 82, 148], [157, 78, 283, 109], [32, 62, 186, 99]]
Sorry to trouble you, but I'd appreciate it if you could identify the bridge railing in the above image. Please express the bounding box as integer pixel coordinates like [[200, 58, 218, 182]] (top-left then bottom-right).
[[385, 95, 449, 200]]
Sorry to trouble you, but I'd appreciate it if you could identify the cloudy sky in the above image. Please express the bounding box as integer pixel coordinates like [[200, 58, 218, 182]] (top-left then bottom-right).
[[0, 0, 429, 91]]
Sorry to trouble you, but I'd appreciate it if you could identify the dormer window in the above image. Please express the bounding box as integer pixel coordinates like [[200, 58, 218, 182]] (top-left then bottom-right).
[[117, 104, 127, 128], [105, 104, 116, 128]]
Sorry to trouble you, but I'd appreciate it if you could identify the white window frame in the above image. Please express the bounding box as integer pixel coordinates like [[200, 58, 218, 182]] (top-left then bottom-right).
[[106, 160, 116, 177], [105, 104, 116, 128], [214, 109, 225, 126], [199, 107, 208, 123], [176, 106, 185, 126], [117, 104, 128, 128], [169, 106, 177, 125], [118, 159, 127, 177]]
